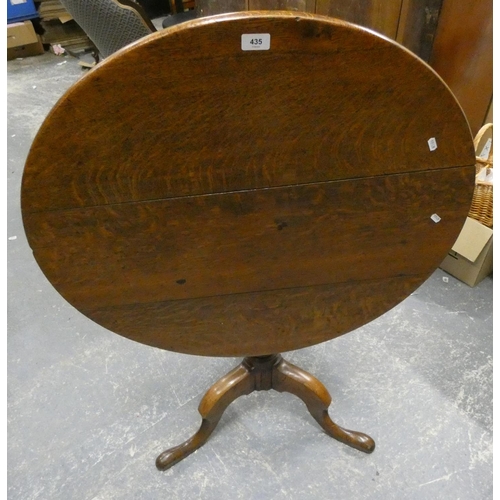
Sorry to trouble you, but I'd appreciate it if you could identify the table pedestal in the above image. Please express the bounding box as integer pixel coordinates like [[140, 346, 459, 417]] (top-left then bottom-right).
[[156, 354, 375, 471]]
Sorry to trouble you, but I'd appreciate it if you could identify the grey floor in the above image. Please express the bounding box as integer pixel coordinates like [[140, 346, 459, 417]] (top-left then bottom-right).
[[8, 52, 493, 500]]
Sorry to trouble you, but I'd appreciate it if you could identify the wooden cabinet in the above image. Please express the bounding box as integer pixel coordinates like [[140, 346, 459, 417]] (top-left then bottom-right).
[[315, 0, 402, 39], [429, 0, 493, 135]]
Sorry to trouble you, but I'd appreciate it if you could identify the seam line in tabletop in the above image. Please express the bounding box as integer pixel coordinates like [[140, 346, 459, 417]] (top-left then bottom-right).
[[82, 272, 430, 314], [23, 164, 476, 216]]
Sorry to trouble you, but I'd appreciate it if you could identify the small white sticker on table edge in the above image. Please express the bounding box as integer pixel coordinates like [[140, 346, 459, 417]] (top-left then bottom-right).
[[431, 214, 441, 223], [428, 137, 438, 151], [241, 34, 271, 51]]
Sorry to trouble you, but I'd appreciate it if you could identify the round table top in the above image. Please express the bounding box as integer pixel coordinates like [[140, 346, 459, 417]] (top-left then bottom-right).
[[21, 12, 475, 357]]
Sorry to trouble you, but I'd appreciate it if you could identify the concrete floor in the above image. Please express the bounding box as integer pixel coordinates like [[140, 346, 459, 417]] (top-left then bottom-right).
[[8, 52, 493, 500]]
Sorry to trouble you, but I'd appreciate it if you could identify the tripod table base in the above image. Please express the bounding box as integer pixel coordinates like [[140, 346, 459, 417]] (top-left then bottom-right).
[[156, 354, 375, 471]]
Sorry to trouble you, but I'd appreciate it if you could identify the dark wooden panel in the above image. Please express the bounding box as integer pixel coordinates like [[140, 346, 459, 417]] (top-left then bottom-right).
[[248, 0, 316, 12], [86, 275, 426, 357], [315, 0, 402, 39], [429, 0, 493, 135], [25, 166, 473, 312], [197, 0, 317, 15], [22, 14, 473, 213], [396, 0, 443, 62], [197, 0, 248, 16]]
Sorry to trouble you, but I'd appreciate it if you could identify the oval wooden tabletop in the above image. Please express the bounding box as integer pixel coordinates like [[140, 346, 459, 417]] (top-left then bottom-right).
[[21, 12, 475, 357]]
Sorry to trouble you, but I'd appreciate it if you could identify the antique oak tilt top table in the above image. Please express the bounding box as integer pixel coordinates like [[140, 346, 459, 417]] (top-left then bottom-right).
[[21, 12, 475, 471]]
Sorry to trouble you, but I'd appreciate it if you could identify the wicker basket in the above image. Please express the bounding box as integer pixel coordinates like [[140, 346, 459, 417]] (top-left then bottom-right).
[[468, 123, 493, 228]]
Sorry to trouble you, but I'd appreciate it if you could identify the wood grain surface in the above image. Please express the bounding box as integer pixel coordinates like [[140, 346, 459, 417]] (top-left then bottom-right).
[[429, 0, 493, 135], [315, 0, 402, 39], [198, 1, 403, 39], [21, 12, 475, 356], [196, 1, 447, 62]]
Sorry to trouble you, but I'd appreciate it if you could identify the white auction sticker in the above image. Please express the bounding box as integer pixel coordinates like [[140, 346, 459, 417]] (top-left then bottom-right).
[[241, 34, 271, 51], [428, 137, 438, 151]]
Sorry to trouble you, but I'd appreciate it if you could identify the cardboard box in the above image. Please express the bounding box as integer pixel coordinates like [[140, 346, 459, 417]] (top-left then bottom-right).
[[7, 20, 44, 60], [440, 217, 493, 287], [7, 37, 44, 60], [7, 20, 37, 48]]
